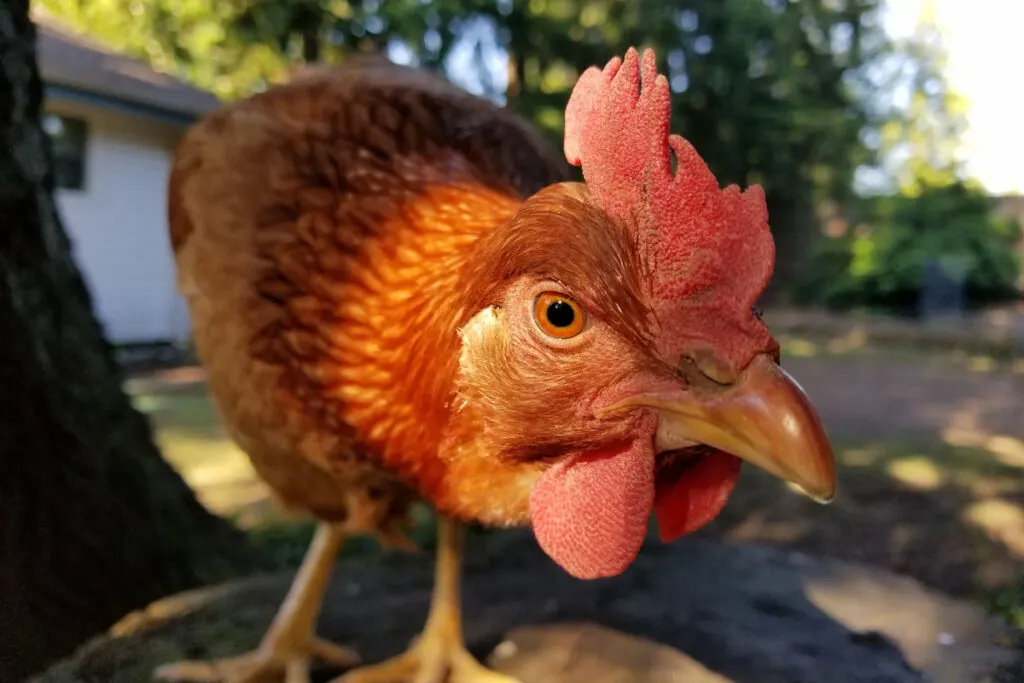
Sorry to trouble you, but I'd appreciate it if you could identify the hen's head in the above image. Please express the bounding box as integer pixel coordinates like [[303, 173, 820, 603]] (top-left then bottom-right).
[[454, 48, 835, 579]]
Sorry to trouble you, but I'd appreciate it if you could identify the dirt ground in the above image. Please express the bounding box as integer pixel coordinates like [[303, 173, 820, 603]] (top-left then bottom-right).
[[127, 345, 1024, 602], [707, 349, 1024, 597], [782, 349, 1024, 446], [41, 532, 994, 683], [63, 346, 1019, 683]]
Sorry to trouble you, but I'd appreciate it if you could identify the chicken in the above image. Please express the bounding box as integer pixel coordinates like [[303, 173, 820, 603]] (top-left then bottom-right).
[[155, 48, 836, 683]]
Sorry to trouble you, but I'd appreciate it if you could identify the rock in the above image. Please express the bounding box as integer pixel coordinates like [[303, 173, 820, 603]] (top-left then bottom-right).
[[488, 622, 732, 683], [32, 532, 1016, 683]]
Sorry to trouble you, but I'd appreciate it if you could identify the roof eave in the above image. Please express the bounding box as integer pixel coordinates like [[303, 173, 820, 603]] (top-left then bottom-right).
[[45, 82, 206, 126]]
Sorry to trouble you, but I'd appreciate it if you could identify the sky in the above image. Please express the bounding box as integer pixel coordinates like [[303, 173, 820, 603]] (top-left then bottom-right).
[[884, 0, 1024, 195]]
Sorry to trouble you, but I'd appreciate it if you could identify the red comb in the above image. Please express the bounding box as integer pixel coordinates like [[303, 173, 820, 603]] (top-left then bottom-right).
[[565, 48, 775, 370]]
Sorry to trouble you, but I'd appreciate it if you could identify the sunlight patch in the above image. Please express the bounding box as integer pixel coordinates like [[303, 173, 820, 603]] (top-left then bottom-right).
[[826, 327, 867, 354], [130, 393, 167, 413], [780, 336, 818, 357], [963, 498, 1024, 556], [941, 406, 988, 448], [841, 446, 883, 467], [985, 435, 1024, 469], [967, 356, 996, 373], [886, 456, 945, 491]]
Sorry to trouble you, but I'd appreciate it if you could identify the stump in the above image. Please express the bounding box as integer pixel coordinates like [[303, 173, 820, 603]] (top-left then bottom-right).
[[32, 532, 1016, 683]]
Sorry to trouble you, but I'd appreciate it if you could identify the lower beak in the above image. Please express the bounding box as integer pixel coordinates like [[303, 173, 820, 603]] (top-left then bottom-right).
[[607, 354, 836, 502]]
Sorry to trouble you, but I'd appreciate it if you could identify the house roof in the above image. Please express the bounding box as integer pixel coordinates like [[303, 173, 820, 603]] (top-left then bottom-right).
[[34, 14, 220, 123]]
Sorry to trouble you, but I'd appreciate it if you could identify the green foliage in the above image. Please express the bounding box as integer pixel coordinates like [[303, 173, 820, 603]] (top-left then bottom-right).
[[872, 13, 969, 195], [36, 0, 890, 272], [246, 519, 319, 569], [497, 0, 884, 210], [35, 0, 296, 98], [44, 0, 1001, 304], [797, 180, 1022, 313], [987, 571, 1024, 629], [792, 7, 1021, 314], [243, 504, 499, 570]]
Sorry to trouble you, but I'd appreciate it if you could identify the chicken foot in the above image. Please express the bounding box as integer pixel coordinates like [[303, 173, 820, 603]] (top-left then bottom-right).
[[155, 522, 358, 683], [334, 517, 518, 683]]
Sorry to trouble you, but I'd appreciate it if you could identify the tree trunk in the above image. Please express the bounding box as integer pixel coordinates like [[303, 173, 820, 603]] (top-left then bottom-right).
[[0, 4, 263, 681], [505, 49, 524, 100], [299, 5, 321, 64], [762, 192, 820, 302]]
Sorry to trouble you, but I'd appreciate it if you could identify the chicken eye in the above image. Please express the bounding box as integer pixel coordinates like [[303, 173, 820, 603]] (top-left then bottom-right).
[[533, 292, 586, 339]]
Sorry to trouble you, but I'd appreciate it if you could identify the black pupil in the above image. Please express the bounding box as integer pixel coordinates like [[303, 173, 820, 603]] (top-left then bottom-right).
[[546, 300, 576, 328]]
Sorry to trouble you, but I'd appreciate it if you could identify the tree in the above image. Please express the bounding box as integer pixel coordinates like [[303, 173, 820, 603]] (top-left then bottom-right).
[[42, 0, 888, 292], [0, 3, 263, 681], [793, 0, 1021, 314], [864, 0, 969, 196], [39, 2, 886, 162]]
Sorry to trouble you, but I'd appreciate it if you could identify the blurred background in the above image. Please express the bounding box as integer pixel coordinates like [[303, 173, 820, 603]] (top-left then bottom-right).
[[3, 0, 1022, 681]]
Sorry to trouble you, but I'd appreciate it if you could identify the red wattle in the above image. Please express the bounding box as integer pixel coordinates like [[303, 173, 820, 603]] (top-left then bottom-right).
[[529, 439, 654, 579], [654, 451, 741, 542]]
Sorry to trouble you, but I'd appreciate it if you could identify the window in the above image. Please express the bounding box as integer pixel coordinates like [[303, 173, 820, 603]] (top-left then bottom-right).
[[43, 114, 88, 190]]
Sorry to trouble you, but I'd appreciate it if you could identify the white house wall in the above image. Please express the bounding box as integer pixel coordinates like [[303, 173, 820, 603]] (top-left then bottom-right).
[[45, 100, 192, 346]]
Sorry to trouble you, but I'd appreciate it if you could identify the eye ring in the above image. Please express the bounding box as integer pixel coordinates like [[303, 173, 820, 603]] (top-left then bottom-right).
[[533, 292, 586, 340]]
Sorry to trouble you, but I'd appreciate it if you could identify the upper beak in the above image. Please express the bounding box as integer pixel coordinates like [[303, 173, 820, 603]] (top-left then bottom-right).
[[603, 354, 836, 502]]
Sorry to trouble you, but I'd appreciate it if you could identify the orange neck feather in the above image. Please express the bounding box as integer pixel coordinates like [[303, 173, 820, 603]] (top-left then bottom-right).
[[331, 184, 525, 520]]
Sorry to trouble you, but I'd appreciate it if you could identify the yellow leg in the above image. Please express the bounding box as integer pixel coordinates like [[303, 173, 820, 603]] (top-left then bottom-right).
[[155, 522, 358, 683], [334, 517, 518, 683]]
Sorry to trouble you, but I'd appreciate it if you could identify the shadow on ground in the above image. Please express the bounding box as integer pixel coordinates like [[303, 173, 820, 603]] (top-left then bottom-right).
[[36, 530, 1019, 683], [113, 349, 1024, 681]]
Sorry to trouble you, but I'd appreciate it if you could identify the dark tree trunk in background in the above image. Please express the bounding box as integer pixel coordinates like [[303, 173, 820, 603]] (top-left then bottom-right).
[[0, 4, 262, 681], [301, 27, 321, 63], [762, 192, 819, 303], [299, 0, 321, 64]]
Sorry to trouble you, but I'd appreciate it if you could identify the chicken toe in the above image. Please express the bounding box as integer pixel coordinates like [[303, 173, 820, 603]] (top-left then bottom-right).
[[334, 517, 518, 683], [156, 637, 358, 683], [154, 523, 357, 683], [333, 636, 517, 683]]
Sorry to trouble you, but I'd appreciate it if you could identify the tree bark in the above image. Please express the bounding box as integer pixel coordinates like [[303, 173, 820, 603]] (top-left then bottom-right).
[[0, 4, 263, 681]]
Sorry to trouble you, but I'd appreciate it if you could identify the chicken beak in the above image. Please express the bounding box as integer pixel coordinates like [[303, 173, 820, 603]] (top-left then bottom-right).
[[605, 354, 836, 502]]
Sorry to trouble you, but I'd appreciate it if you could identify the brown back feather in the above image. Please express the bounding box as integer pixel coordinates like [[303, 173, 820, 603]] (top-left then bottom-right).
[[168, 60, 568, 524]]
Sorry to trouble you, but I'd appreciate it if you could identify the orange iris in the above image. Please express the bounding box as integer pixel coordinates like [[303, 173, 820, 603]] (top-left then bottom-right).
[[534, 292, 586, 339]]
